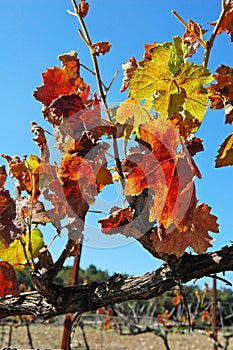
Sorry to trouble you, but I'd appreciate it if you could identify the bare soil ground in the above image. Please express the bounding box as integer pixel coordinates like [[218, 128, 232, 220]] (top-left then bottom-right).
[[1, 323, 233, 350]]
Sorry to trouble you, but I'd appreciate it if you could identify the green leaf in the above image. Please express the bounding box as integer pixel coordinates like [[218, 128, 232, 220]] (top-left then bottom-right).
[[0, 228, 44, 269], [130, 44, 171, 107], [129, 39, 212, 133], [167, 36, 189, 76]]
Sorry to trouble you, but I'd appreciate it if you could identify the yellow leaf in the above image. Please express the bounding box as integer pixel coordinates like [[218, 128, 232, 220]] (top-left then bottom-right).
[[25, 155, 40, 173], [116, 98, 153, 137], [0, 228, 44, 269], [215, 132, 233, 167]]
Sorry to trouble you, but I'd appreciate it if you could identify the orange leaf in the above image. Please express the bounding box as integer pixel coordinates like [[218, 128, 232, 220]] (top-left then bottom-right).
[[0, 165, 7, 188], [189, 203, 219, 254], [59, 153, 98, 207], [34, 66, 77, 106], [96, 165, 113, 191], [172, 288, 182, 305], [2, 155, 31, 193], [104, 314, 111, 330], [202, 310, 209, 322], [93, 42, 112, 56], [0, 261, 20, 299], [172, 296, 181, 306], [99, 207, 133, 234], [123, 117, 196, 230], [157, 314, 165, 324], [150, 203, 219, 257], [97, 307, 105, 315], [144, 41, 158, 60], [34, 51, 86, 107]]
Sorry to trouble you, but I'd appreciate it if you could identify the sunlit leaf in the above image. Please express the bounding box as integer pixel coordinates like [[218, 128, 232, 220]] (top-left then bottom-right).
[[130, 38, 212, 133], [0, 228, 44, 269], [215, 132, 233, 167], [116, 98, 153, 138], [25, 154, 40, 173], [123, 117, 195, 229], [34, 51, 86, 119]]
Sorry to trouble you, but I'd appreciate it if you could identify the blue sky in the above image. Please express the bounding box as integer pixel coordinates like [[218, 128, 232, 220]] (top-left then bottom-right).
[[0, 1, 233, 288]]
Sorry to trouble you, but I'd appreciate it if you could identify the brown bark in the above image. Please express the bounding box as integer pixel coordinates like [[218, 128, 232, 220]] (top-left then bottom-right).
[[0, 245, 232, 320]]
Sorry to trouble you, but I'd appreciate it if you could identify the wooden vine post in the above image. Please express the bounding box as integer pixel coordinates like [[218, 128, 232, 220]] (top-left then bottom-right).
[[61, 240, 82, 350], [212, 274, 218, 350]]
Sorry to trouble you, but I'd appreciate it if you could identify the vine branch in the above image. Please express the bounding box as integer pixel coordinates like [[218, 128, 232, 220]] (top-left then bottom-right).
[[1, 245, 233, 319], [71, 0, 124, 179], [171, 10, 207, 49], [203, 0, 231, 67]]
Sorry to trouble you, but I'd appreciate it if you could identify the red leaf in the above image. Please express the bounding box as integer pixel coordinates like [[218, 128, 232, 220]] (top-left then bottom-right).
[[0, 261, 20, 299], [185, 137, 204, 157], [49, 94, 85, 120]]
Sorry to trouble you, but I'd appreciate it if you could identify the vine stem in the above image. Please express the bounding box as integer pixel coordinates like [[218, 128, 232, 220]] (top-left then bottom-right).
[[203, 0, 231, 68], [27, 171, 36, 269], [71, 0, 124, 179], [171, 10, 207, 49], [172, 1, 231, 69]]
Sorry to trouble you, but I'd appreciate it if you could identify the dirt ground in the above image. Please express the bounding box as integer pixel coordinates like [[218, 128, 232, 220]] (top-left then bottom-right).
[[1, 323, 233, 350]]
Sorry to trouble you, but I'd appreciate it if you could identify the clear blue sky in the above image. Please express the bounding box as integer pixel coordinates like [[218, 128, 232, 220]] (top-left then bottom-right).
[[0, 1, 232, 288]]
